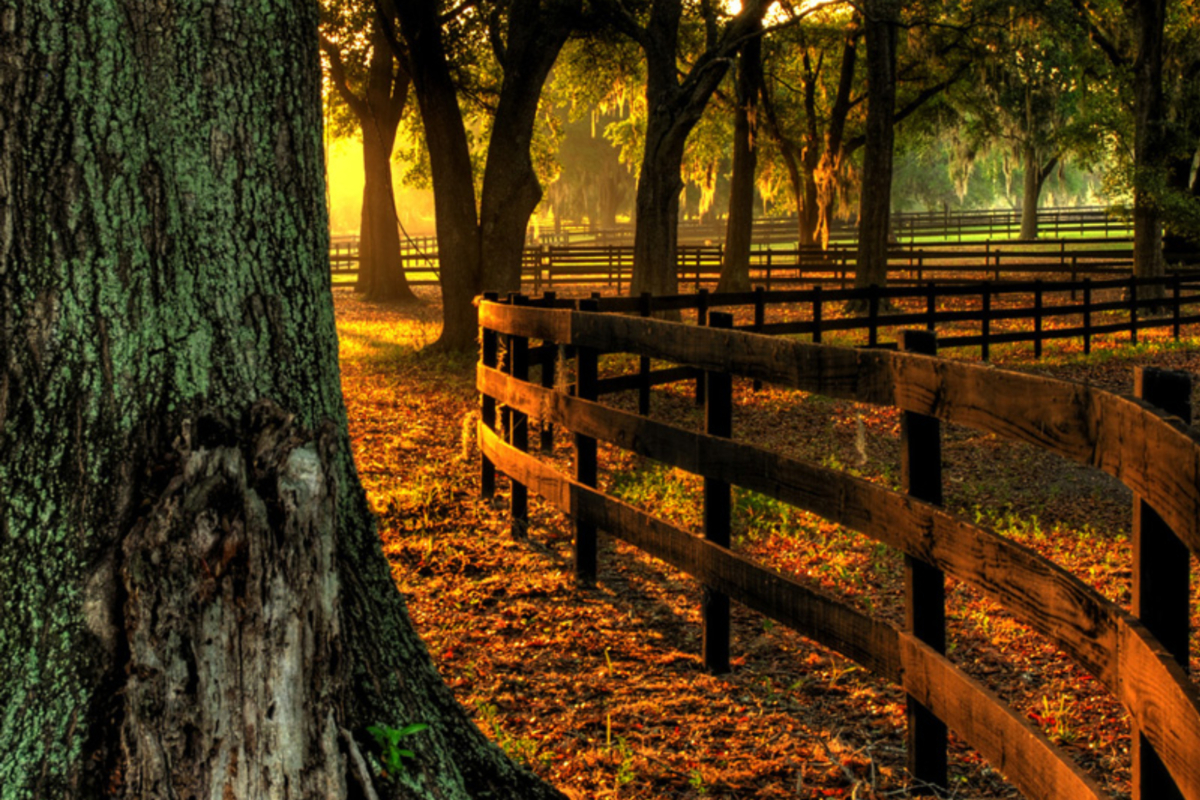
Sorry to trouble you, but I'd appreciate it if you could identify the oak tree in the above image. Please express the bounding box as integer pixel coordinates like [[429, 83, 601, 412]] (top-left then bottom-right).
[[0, 2, 564, 797]]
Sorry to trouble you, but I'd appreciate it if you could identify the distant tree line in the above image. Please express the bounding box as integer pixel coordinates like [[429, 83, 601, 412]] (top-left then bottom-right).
[[320, 0, 1200, 349]]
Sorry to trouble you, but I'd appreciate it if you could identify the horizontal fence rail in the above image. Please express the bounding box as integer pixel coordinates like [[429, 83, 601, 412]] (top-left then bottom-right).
[[514, 275, 1200, 364], [538, 206, 1133, 247], [477, 297, 1200, 799]]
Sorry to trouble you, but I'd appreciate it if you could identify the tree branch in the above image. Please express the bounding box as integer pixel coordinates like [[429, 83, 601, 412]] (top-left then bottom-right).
[[1068, 0, 1125, 67], [843, 65, 966, 155], [319, 35, 369, 120]]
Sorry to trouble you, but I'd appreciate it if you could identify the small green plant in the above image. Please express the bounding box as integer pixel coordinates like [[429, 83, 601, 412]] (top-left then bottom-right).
[[367, 722, 429, 778]]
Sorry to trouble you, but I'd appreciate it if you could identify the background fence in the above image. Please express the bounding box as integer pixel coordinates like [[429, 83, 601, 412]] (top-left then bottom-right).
[[477, 297, 1200, 799]]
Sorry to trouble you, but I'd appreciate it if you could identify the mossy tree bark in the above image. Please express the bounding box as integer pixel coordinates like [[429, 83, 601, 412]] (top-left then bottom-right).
[[323, 21, 420, 304], [0, 2, 564, 798]]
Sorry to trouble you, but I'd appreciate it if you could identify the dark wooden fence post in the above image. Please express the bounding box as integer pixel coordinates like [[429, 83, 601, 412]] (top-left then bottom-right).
[[1034, 280, 1044, 359], [812, 285, 824, 344], [574, 298, 600, 585], [703, 311, 734, 674], [540, 292, 557, 454], [695, 288, 710, 406], [926, 282, 936, 331], [510, 295, 530, 537], [753, 286, 765, 391], [981, 284, 992, 362], [1083, 279, 1092, 355], [480, 292, 499, 499], [900, 329, 948, 790], [639, 292, 653, 416], [1132, 367, 1192, 800]]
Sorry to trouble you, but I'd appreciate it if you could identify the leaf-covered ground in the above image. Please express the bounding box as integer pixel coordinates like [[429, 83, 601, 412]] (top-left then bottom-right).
[[335, 284, 1200, 799]]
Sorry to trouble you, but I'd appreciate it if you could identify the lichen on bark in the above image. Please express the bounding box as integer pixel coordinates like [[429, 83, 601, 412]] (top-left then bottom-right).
[[0, 1, 563, 797]]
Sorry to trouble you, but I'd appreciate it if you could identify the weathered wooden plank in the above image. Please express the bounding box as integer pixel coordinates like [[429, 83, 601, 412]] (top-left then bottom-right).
[[561, 310, 1200, 561], [899, 635, 1105, 800], [888, 352, 1200, 558], [568, 312, 897, 406], [478, 420, 901, 677], [479, 302, 572, 342], [1118, 619, 1200, 800]]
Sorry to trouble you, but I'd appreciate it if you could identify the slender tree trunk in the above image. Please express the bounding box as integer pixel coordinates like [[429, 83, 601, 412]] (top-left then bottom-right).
[[0, 3, 562, 797], [1131, 0, 1167, 298], [324, 21, 417, 304], [854, 0, 898, 295], [358, 123, 420, 302], [718, 28, 762, 294], [1019, 144, 1042, 241], [815, 26, 858, 249]]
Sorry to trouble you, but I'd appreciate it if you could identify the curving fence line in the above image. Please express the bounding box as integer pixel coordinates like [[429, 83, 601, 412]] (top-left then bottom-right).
[[476, 297, 1200, 799]]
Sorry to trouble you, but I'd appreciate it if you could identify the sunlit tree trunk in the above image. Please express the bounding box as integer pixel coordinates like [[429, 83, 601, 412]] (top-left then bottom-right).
[[355, 25, 419, 303], [718, 28, 762, 294], [627, 0, 768, 297], [1020, 144, 1042, 240], [0, 2, 564, 797], [358, 108, 420, 302], [324, 22, 418, 304]]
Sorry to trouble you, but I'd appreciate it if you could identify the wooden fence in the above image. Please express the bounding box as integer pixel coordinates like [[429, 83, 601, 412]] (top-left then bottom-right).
[[520, 238, 1149, 292], [540, 206, 1131, 247], [332, 236, 1191, 291], [528, 274, 1200, 366], [477, 297, 1200, 799]]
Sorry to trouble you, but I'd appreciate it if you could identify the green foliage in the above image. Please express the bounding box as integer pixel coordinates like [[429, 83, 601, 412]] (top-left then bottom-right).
[[367, 722, 430, 778]]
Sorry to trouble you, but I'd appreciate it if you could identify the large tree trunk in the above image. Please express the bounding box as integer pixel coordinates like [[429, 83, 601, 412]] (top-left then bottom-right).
[[0, 3, 563, 798], [717, 29, 762, 294], [1131, 0, 1167, 296], [854, 0, 898, 294]]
